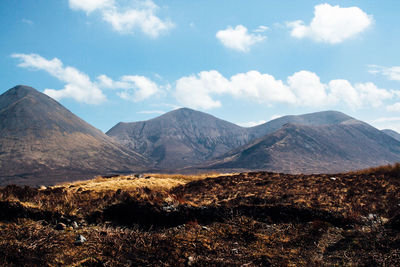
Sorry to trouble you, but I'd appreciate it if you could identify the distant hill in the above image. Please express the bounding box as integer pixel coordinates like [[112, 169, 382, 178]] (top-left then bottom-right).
[[248, 110, 355, 137], [106, 108, 252, 169], [204, 120, 400, 174], [0, 85, 149, 186], [382, 129, 400, 142]]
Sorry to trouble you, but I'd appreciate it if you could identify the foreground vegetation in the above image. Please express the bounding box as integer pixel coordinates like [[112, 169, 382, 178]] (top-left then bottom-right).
[[0, 166, 399, 266]]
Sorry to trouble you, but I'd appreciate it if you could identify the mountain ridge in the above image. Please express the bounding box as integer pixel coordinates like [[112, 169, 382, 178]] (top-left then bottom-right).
[[106, 107, 252, 169], [108, 108, 393, 172], [203, 120, 400, 174]]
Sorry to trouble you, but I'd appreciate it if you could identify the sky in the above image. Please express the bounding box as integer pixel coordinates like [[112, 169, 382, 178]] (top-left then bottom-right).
[[2, 0, 400, 132]]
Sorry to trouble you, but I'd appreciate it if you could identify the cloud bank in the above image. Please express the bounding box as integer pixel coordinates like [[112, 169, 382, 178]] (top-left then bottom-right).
[[174, 70, 392, 110]]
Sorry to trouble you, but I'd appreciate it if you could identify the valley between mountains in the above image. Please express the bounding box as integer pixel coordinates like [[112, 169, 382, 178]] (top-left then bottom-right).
[[2, 85, 400, 186]]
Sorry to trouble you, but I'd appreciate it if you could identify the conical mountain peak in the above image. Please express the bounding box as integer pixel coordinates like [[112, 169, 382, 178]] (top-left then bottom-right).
[[0, 85, 148, 186]]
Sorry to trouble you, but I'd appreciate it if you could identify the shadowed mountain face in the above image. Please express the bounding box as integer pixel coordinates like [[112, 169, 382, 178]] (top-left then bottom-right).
[[382, 129, 400, 142], [106, 108, 252, 169], [205, 120, 400, 174], [0, 85, 149, 186]]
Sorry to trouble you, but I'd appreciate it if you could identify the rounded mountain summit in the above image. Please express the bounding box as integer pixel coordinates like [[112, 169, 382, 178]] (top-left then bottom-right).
[[0, 85, 149, 186]]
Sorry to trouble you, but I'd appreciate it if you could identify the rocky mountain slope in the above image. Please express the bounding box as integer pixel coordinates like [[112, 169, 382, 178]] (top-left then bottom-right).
[[382, 129, 400, 142], [0, 85, 149, 186], [106, 108, 252, 169], [205, 119, 400, 174], [108, 109, 400, 173], [248, 110, 355, 137]]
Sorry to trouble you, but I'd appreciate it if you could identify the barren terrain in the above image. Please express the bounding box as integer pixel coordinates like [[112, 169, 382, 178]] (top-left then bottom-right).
[[0, 165, 399, 266]]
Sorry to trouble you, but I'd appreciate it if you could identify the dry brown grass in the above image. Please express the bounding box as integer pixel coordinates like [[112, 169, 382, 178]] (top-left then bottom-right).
[[53, 172, 237, 193], [0, 169, 399, 266], [353, 162, 400, 176]]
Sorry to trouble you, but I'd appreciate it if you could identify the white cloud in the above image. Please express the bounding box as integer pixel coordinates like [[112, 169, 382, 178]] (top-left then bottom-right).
[[328, 79, 362, 107], [173, 70, 393, 110], [369, 65, 400, 81], [288, 71, 328, 106], [97, 74, 160, 102], [216, 25, 266, 52], [237, 120, 267, 127], [355, 82, 392, 108], [253, 25, 269, 33], [22, 19, 33, 25], [387, 103, 400, 112], [174, 71, 227, 109], [287, 4, 372, 44], [69, 0, 173, 38], [370, 117, 400, 132], [230, 71, 296, 103], [69, 0, 113, 13], [270, 114, 283, 120], [11, 53, 106, 104], [12, 53, 161, 104]]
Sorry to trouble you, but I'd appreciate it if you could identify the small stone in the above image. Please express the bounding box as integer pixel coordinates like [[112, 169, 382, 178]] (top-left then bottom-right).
[[187, 256, 195, 266], [72, 221, 79, 229], [55, 223, 66, 230], [75, 235, 87, 245]]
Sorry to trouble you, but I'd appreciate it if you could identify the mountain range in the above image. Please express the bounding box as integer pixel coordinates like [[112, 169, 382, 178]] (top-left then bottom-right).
[[205, 120, 400, 174], [1, 85, 400, 185]]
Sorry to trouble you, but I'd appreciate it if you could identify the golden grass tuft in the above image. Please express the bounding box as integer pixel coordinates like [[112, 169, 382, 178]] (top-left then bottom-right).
[[54, 172, 238, 193]]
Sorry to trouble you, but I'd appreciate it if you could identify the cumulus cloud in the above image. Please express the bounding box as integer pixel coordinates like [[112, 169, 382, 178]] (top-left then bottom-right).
[[216, 25, 266, 52], [69, 0, 173, 38], [369, 65, 400, 81], [287, 4, 372, 44], [12, 53, 161, 104], [97, 74, 160, 102], [11, 53, 106, 104], [174, 70, 393, 110]]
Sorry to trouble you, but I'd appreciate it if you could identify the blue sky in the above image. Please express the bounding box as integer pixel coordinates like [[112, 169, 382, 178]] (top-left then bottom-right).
[[2, 0, 400, 132]]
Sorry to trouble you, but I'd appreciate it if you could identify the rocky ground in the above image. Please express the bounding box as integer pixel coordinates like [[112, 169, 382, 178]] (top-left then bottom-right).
[[0, 165, 399, 266]]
